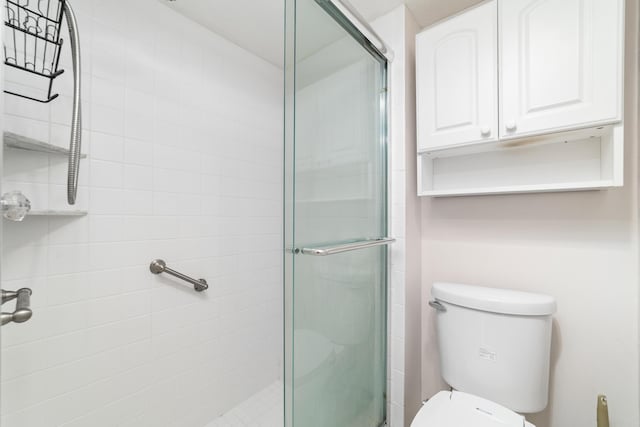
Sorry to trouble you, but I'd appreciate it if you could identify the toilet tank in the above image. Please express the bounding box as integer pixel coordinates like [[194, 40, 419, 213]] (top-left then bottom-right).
[[431, 282, 556, 413]]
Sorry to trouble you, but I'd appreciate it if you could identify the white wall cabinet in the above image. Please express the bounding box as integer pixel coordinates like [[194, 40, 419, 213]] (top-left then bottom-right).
[[415, 0, 625, 196], [500, 0, 624, 139], [416, 0, 497, 150]]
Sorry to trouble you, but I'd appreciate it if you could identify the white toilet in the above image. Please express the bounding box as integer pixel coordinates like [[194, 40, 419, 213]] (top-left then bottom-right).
[[411, 282, 557, 427]]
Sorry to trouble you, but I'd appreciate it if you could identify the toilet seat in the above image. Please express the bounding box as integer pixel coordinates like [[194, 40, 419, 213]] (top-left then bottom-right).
[[410, 391, 535, 427]]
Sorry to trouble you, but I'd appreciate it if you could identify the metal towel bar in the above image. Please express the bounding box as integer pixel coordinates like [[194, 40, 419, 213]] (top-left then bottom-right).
[[298, 237, 395, 256], [149, 259, 208, 292]]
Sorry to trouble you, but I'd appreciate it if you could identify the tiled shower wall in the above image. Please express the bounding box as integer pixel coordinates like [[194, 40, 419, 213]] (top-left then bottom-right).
[[1, 0, 283, 426]]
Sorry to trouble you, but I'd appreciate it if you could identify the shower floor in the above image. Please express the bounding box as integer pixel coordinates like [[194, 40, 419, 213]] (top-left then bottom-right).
[[206, 381, 283, 427]]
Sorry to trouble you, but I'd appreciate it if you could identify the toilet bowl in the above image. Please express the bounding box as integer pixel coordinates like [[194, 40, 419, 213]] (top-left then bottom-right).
[[410, 282, 556, 427], [411, 391, 534, 427]]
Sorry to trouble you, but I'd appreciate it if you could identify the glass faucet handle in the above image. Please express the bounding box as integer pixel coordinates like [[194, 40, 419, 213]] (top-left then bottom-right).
[[1, 191, 31, 222]]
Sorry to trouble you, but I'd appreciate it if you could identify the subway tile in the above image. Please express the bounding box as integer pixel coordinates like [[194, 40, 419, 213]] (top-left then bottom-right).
[[5, 92, 49, 121], [91, 104, 124, 136], [90, 160, 124, 189], [89, 215, 125, 242], [90, 187, 124, 215], [45, 273, 92, 306], [85, 315, 151, 355], [91, 76, 125, 110], [3, 150, 49, 184], [3, 216, 48, 248], [125, 88, 154, 118], [48, 244, 90, 275], [122, 190, 153, 215], [3, 244, 48, 281], [1, 330, 89, 381], [3, 115, 49, 145], [47, 184, 89, 212], [89, 243, 128, 271], [125, 112, 154, 141], [124, 138, 153, 166], [89, 268, 125, 299], [91, 132, 124, 162], [48, 216, 90, 245], [91, 23, 126, 84]]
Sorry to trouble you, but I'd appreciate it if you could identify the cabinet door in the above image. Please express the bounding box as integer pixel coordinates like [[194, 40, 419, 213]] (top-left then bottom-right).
[[499, 0, 624, 139], [416, 0, 498, 150]]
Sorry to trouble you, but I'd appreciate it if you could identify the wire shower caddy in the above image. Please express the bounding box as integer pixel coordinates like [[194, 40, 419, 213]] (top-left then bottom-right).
[[4, 0, 66, 102], [3, 0, 83, 206]]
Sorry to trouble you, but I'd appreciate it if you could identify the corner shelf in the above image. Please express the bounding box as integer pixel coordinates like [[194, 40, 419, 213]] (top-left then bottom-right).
[[2, 210, 88, 220], [27, 210, 87, 217], [2, 132, 88, 218], [3, 132, 87, 158]]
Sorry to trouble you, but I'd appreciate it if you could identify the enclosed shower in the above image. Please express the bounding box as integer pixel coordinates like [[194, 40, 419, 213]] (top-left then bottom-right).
[[0, 0, 391, 425]]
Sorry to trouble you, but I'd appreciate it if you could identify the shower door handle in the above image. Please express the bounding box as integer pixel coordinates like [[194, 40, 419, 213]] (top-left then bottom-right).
[[298, 237, 395, 256], [1, 288, 33, 326]]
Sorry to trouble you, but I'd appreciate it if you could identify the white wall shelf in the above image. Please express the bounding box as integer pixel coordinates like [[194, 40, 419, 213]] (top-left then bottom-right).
[[418, 124, 624, 197], [27, 210, 88, 217], [3, 132, 88, 213], [3, 132, 87, 158], [1, 210, 88, 220]]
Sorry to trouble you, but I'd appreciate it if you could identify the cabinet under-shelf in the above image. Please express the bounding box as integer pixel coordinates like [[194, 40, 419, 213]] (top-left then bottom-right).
[[3, 132, 87, 158], [418, 124, 624, 197]]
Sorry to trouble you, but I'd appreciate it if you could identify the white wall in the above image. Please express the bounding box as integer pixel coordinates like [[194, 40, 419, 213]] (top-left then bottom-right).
[[420, 1, 639, 426], [1, 0, 283, 426]]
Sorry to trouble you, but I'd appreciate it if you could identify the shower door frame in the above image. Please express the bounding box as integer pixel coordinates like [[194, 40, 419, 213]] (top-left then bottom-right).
[[283, 0, 394, 425], [0, 15, 5, 394]]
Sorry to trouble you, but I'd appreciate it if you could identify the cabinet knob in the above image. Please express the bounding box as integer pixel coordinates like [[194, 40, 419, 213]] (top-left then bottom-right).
[[505, 121, 517, 132], [481, 127, 491, 137]]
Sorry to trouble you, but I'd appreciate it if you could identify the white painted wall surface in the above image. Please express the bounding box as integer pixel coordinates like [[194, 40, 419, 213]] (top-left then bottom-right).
[[420, 1, 639, 426], [1, 0, 283, 425]]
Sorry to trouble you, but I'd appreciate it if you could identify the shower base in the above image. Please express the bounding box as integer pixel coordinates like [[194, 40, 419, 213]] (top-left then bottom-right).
[[206, 381, 283, 426]]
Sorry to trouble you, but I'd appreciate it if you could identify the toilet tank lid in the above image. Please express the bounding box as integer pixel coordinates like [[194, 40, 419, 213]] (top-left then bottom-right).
[[432, 282, 556, 316]]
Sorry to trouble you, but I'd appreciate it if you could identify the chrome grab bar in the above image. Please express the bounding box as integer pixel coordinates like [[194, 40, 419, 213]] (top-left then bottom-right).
[[62, 0, 82, 205], [149, 259, 209, 292], [298, 237, 395, 256], [1, 288, 33, 326]]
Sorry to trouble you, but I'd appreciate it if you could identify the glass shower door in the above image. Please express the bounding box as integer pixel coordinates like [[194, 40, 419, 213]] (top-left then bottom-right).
[[284, 0, 389, 426]]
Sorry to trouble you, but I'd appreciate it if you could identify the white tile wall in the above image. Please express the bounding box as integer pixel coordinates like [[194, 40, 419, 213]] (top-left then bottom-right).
[[205, 381, 283, 427], [1, 0, 283, 425]]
